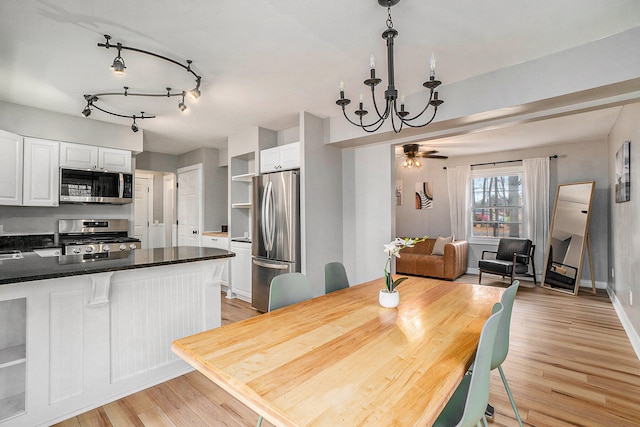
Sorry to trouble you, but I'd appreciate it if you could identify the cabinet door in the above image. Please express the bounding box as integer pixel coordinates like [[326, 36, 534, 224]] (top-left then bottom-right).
[[60, 142, 98, 169], [279, 141, 300, 171], [230, 242, 251, 300], [99, 147, 131, 173], [23, 138, 60, 207], [0, 130, 23, 206], [260, 146, 280, 173]]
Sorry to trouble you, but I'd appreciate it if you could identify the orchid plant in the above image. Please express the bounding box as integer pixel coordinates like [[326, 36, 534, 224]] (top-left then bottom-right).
[[383, 236, 428, 292]]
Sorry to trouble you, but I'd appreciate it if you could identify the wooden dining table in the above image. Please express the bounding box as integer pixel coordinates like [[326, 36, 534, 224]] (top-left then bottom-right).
[[172, 276, 503, 426]]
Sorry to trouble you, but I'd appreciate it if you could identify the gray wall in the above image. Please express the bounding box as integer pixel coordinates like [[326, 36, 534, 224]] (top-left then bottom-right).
[[178, 147, 228, 232], [607, 102, 640, 342], [395, 139, 609, 285], [301, 112, 343, 296]]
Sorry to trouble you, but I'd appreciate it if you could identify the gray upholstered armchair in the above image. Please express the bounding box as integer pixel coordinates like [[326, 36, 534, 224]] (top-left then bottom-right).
[[478, 238, 536, 285]]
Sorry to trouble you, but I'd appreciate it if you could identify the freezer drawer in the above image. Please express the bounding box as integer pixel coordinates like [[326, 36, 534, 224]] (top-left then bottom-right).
[[251, 257, 297, 312]]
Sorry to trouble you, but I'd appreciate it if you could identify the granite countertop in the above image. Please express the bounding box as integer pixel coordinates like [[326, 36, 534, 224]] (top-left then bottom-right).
[[0, 246, 235, 285]]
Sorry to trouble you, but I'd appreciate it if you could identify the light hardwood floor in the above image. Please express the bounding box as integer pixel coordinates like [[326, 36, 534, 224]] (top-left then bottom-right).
[[54, 275, 640, 427]]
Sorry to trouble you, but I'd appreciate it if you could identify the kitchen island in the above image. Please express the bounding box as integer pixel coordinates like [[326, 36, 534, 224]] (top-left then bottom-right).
[[0, 247, 233, 427]]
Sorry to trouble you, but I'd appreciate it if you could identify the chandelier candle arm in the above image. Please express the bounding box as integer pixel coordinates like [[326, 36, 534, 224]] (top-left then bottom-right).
[[335, 0, 444, 134]]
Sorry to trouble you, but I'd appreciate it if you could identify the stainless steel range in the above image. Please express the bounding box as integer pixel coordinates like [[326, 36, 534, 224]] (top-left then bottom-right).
[[58, 219, 141, 255]]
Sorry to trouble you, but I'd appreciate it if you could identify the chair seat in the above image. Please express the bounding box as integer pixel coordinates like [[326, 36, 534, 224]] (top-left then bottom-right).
[[478, 260, 529, 275]]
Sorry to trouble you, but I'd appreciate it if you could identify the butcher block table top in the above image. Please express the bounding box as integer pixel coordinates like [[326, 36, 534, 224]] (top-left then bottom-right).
[[172, 276, 503, 426]]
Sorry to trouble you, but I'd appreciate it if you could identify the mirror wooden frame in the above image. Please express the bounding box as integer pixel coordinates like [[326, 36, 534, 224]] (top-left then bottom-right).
[[542, 181, 595, 295]]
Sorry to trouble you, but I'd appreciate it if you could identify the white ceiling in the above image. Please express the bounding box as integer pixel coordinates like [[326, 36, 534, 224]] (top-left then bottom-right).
[[1, 0, 639, 155]]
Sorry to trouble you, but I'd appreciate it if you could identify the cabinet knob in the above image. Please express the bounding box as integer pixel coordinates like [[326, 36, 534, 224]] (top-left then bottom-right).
[[192, 230, 198, 234]]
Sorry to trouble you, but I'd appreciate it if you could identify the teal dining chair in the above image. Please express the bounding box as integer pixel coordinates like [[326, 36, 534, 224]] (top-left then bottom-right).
[[485, 280, 523, 426], [258, 273, 313, 426], [268, 272, 313, 312], [324, 262, 349, 294], [433, 302, 504, 427]]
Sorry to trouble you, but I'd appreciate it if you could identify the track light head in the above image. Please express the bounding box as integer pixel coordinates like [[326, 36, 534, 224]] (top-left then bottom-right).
[[111, 43, 126, 75], [178, 92, 188, 112], [131, 117, 139, 132], [81, 106, 91, 117], [188, 77, 201, 101], [188, 88, 200, 101]]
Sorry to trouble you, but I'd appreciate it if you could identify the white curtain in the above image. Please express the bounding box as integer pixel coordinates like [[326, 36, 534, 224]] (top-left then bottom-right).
[[523, 157, 550, 281], [447, 165, 471, 241]]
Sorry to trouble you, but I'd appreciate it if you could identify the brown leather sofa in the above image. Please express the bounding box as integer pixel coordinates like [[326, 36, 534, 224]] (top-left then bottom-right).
[[395, 238, 468, 280]]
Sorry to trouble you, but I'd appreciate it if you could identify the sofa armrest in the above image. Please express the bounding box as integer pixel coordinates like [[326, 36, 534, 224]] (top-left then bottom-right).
[[443, 240, 469, 280]]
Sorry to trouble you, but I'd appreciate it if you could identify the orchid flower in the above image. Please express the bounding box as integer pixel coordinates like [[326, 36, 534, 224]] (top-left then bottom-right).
[[383, 235, 428, 292]]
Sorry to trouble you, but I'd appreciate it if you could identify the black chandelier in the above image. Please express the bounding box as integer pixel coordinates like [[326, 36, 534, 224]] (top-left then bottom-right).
[[82, 34, 202, 132], [336, 0, 444, 134]]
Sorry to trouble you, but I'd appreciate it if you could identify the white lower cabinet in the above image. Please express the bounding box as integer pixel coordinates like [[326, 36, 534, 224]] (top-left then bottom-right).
[[230, 241, 252, 302], [0, 298, 26, 423], [202, 236, 229, 285]]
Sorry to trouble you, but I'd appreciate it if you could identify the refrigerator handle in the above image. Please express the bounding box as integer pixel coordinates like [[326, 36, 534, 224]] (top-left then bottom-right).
[[261, 181, 270, 251], [267, 181, 276, 252], [252, 258, 289, 270]]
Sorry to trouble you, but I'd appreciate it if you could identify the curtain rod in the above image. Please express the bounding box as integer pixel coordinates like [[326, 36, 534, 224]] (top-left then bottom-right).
[[442, 155, 557, 170]]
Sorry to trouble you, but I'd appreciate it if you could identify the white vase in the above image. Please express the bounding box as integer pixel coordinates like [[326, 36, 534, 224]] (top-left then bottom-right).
[[379, 289, 400, 308]]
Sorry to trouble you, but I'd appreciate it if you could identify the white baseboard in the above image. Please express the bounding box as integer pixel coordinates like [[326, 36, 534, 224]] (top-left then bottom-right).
[[607, 286, 640, 361]]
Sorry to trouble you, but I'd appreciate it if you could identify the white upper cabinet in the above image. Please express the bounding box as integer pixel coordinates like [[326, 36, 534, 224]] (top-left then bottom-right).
[[0, 130, 23, 206], [23, 138, 59, 207], [99, 147, 132, 173], [60, 142, 131, 173], [260, 142, 300, 173]]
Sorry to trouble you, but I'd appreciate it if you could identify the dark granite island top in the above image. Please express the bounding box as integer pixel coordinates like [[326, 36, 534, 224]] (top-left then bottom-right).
[[0, 246, 235, 285]]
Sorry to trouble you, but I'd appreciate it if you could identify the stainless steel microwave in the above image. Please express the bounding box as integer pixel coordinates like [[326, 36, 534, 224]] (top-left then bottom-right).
[[59, 168, 133, 204]]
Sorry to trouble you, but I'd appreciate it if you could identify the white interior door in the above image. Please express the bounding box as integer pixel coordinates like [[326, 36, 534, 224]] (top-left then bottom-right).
[[177, 164, 202, 246], [134, 173, 153, 248], [163, 173, 176, 247]]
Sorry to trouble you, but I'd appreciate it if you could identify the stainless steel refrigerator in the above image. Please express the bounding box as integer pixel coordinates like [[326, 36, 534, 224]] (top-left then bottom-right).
[[251, 170, 300, 312]]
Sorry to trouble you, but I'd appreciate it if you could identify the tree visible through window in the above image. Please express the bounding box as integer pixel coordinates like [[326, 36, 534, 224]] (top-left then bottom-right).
[[471, 170, 523, 238]]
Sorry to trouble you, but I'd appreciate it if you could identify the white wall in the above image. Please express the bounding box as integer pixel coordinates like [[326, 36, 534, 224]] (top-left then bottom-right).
[[607, 102, 640, 356]]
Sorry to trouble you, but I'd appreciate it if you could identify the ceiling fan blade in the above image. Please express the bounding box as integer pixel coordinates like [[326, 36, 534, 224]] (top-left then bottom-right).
[[415, 150, 437, 157], [426, 155, 448, 159]]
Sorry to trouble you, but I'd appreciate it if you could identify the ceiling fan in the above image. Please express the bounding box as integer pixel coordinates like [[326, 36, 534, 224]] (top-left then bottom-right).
[[399, 144, 447, 169]]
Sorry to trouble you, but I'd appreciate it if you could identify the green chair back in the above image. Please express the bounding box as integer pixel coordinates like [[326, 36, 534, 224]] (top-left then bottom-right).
[[268, 273, 312, 312], [324, 262, 349, 294], [492, 280, 519, 370], [433, 302, 503, 427]]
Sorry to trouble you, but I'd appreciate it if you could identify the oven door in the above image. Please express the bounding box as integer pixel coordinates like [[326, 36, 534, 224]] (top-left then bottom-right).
[[60, 169, 132, 204]]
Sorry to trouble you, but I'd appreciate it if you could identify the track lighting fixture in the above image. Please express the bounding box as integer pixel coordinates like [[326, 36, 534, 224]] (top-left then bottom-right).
[[111, 41, 126, 75], [178, 92, 188, 112], [336, 0, 444, 134], [82, 34, 203, 132]]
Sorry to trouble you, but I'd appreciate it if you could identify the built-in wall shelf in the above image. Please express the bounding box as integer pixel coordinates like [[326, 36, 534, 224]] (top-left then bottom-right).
[[231, 202, 252, 209], [231, 172, 256, 182], [0, 344, 26, 369], [0, 392, 25, 422]]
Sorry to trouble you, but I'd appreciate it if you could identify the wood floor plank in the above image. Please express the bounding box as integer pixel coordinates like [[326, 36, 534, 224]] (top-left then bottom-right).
[[103, 399, 145, 427], [55, 281, 640, 427]]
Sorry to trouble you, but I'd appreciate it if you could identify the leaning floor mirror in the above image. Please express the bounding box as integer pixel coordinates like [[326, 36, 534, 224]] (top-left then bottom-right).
[[542, 181, 596, 295]]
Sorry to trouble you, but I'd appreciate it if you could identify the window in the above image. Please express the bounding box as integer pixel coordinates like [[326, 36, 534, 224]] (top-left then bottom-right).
[[471, 166, 523, 239]]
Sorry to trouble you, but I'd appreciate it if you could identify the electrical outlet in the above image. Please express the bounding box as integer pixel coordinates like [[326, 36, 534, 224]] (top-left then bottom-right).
[[630, 290, 633, 306]]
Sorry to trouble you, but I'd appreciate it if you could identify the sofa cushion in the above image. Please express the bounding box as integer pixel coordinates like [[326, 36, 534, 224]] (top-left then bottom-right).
[[431, 235, 453, 256]]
